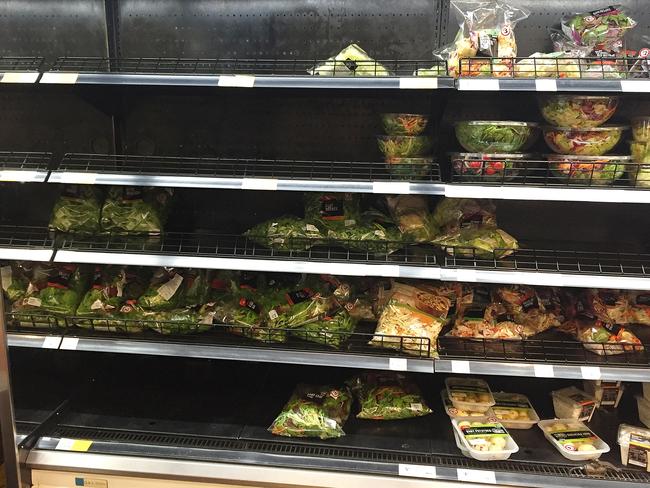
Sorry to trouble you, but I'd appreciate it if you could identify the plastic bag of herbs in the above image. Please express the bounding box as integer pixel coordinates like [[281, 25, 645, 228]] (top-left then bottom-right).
[[349, 371, 432, 420], [245, 216, 323, 251], [100, 186, 173, 234], [269, 383, 353, 439], [12, 264, 89, 327], [49, 185, 102, 235]]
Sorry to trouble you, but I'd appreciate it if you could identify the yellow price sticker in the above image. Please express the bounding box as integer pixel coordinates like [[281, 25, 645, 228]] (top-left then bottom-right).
[[55, 438, 93, 452]]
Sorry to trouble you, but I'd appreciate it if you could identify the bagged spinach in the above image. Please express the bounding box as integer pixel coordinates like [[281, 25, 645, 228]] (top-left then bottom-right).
[[350, 371, 432, 420], [144, 309, 212, 335], [304, 193, 361, 229], [101, 186, 173, 234], [49, 185, 102, 235], [245, 216, 323, 251], [269, 384, 352, 439], [138, 268, 185, 311], [291, 311, 356, 348]]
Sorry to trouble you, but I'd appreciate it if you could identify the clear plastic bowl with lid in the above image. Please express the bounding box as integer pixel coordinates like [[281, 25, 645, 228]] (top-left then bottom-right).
[[546, 154, 630, 186], [377, 135, 432, 159], [538, 95, 619, 128], [631, 116, 650, 142], [381, 113, 429, 136], [385, 156, 434, 180], [543, 126, 627, 156], [455, 121, 540, 153], [450, 152, 533, 182], [628, 140, 650, 188]]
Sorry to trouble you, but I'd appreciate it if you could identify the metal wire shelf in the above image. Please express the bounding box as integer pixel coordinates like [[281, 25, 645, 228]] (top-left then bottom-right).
[[0, 151, 53, 172], [6, 313, 433, 358], [49, 57, 447, 77], [56, 153, 442, 182], [457, 56, 649, 79], [450, 157, 650, 189], [0, 56, 44, 72], [0, 226, 55, 250]]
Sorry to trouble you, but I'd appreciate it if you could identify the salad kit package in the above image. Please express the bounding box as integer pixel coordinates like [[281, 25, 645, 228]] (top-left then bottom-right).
[[269, 384, 352, 439], [369, 282, 451, 357], [138, 268, 186, 311], [309, 44, 389, 77], [245, 216, 323, 251], [493, 285, 562, 336], [561, 6, 636, 55], [49, 185, 102, 235], [100, 187, 173, 234], [386, 195, 435, 243], [304, 193, 361, 230], [350, 372, 432, 420], [626, 291, 650, 325], [431, 198, 497, 233], [436, 0, 530, 77], [143, 308, 211, 335], [1, 262, 31, 303]]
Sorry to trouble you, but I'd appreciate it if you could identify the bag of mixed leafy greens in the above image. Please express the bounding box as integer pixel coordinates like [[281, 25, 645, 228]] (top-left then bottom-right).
[[181, 269, 210, 307], [144, 308, 212, 335], [138, 268, 185, 311], [493, 285, 562, 336], [1, 262, 30, 303], [49, 185, 102, 235], [433, 226, 518, 259], [325, 222, 403, 255], [386, 195, 435, 243], [431, 198, 497, 233], [245, 216, 323, 251], [350, 371, 432, 420], [101, 186, 173, 234], [308, 44, 390, 77], [291, 311, 356, 348], [304, 193, 361, 230], [269, 384, 352, 439], [562, 5, 636, 55]]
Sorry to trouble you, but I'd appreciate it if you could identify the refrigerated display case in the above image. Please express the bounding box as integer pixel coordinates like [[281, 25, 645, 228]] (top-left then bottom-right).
[[1, 1, 650, 488]]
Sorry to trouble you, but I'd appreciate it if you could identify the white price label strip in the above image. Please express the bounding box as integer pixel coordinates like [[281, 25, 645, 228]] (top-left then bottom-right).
[[457, 78, 500, 91], [534, 364, 555, 378], [42, 336, 60, 349], [218, 75, 255, 88], [60, 337, 79, 350], [621, 80, 650, 93], [535, 79, 558, 91], [0, 170, 38, 181], [40, 72, 79, 84], [399, 464, 437, 479], [399, 77, 438, 89], [1, 72, 39, 83], [373, 181, 410, 194], [457, 469, 496, 484], [55, 438, 93, 452], [581, 366, 601, 380], [57, 172, 97, 185], [451, 360, 471, 374], [388, 358, 408, 371], [241, 178, 278, 191]]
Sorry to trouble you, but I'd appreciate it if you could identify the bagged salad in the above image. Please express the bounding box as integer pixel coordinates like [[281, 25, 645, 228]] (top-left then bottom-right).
[[309, 44, 390, 77], [269, 384, 352, 439], [626, 290, 650, 325], [350, 372, 432, 420], [49, 185, 102, 235], [291, 310, 356, 348], [493, 285, 562, 336], [304, 193, 361, 230], [560, 317, 643, 356], [138, 268, 186, 311], [325, 222, 404, 255], [245, 216, 323, 251], [386, 195, 435, 243], [1, 262, 31, 303], [144, 308, 211, 335], [562, 5, 636, 55], [101, 186, 173, 234], [435, 0, 530, 77]]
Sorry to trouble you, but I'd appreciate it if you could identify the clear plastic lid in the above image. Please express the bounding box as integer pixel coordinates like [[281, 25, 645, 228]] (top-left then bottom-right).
[[446, 377, 495, 413], [538, 419, 609, 461], [449, 152, 534, 159], [543, 125, 629, 132], [546, 154, 632, 161], [441, 390, 495, 419], [456, 121, 540, 128], [452, 419, 519, 459], [540, 95, 619, 101]]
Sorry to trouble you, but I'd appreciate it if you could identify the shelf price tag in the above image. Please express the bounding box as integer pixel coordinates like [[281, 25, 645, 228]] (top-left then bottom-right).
[[399, 77, 438, 89], [581, 366, 601, 380], [40, 72, 79, 84], [41, 336, 60, 349], [457, 78, 500, 91], [60, 337, 79, 350], [55, 438, 93, 452], [399, 464, 437, 479], [372, 181, 410, 194], [1, 72, 39, 84], [241, 178, 278, 191], [451, 360, 471, 374], [621, 80, 650, 93], [218, 75, 255, 88], [457, 469, 496, 484], [535, 79, 557, 91], [534, 364, 555, 378], [389, 358, 408, 371], [0, 170, 38, 182]]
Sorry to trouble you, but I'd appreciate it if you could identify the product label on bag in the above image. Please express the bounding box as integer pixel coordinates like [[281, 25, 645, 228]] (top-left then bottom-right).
[[551, 430, 597, 451], [239, 297, 260, 314], [286, 288, 313, 305], [157, 273, 183, 301], [568, 393, 596, 419], [319, 195, 345, 220], [599, 383, 621, 405], [590, 6, 620, 18]]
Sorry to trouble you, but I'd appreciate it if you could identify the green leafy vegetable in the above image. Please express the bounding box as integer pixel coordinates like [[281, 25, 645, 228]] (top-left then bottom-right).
[[304, 193, 361, 230], [144, 309, 211, 335], [325, 223, 403, 254], [49, 185, 101, 235], [139, 268, 185, 311], [290, 311, 356, 348], [245, 216, 323, 251], [455, 122, 537, 153], [101, 187, 172, 234]]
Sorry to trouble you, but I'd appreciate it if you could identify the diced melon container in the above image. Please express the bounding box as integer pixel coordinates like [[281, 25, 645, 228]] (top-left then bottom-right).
[[638, 395, 650, 429], [491, 392, 540, 429], [441, 390, 495, 419], [617, 423, 650, 468], [445, 377, 495, 413], [538, 419, 610, 461], [452, 418, 519, 461], [582, 380, 624, 408], [551, 386, 597, 422]]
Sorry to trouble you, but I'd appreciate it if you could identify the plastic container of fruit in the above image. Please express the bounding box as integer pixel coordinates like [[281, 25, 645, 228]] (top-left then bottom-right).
[[551, 386, 597, 422], [546, 154, 630, 186], [450, 152, 532, 182], [377, 135, 431, 159], [631, 116, 650, 142], [381, 113, 429, 136], [452, 419, 519, 461], [538, 95, 619, 128], [385, 157, 433, 180], [543, 126, 626, 156], [491, 392, 540, 429], [445, 377, 495, 413], [538, 419, 610, 461], [455, 121, 539, 153], [582, 380, 624, 408], [441, 390, 495, 419]]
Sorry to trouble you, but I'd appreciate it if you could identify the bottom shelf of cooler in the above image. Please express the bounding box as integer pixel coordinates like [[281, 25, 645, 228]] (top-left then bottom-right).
[[12, 355, 650, 488]]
